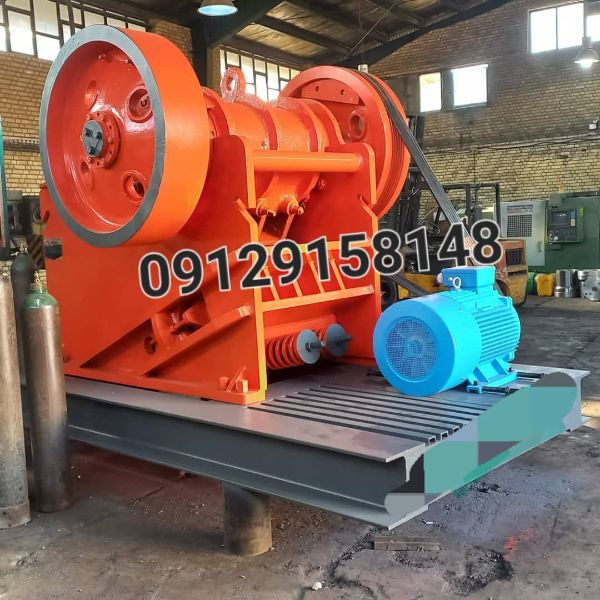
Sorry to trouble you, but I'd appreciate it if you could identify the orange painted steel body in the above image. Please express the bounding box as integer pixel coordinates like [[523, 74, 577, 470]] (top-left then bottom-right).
[[40, 26, 410, 404]]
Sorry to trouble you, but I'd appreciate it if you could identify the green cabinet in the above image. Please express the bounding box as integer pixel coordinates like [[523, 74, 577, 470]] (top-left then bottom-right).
[[544, 192, 600, 271]]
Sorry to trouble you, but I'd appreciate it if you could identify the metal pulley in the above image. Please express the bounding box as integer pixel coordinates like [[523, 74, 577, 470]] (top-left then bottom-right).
[[39, 25, 211, 247]]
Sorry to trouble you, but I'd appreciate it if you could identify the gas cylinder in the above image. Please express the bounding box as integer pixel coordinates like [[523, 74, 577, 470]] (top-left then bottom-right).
[[10, 245, 35, 374], [0, 269, 30, 528], [22, 273, 71, 512]]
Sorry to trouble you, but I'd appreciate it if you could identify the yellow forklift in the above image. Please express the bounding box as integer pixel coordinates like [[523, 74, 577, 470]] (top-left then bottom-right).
[[381, 179, 528, 309]]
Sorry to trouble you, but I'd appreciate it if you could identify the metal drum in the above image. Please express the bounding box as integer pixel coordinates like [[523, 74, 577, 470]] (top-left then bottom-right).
[[580, 269, 600, 302], [554, 269, 576, 298], [577, 270, 591, 298]]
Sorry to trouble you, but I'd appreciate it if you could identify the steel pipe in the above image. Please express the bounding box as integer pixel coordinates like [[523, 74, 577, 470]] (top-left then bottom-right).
[[0, 271, 30, 529], [253, 151, 362, 173]]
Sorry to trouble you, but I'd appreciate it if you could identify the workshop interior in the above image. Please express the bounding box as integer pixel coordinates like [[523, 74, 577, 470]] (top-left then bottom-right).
[[1, 1, 599, 598]]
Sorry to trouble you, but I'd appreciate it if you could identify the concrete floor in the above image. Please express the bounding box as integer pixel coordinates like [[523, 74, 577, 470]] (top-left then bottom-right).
[[1, 297, 600, 600]]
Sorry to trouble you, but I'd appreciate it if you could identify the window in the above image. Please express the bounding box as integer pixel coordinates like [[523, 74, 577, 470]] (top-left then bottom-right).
[[415, 63, 488, 113], [8, 10, 33, 55], [529, 2, 600, 54], [558, 2, 584, 48], [530, 6, 559, 53], [452, 64, 488, 107], [220, 48, 300, 102], [588, 11, 600, 40], [419, 72, 441, 112], [0, 0, 146, 61]]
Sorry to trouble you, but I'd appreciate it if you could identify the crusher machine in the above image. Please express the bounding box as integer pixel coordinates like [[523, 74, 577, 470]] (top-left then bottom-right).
[[34, 25, 587, 529], [39, 25, 410, 404]]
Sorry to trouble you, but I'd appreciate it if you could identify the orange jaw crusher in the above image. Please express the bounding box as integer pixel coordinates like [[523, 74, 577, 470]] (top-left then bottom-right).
[[39, 25, 410, 404]]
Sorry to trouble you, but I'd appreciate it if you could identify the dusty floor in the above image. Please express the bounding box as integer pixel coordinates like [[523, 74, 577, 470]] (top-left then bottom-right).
[[1, 296, 600, 600]]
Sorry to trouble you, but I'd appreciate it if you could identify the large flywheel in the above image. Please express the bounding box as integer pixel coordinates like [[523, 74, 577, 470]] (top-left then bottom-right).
[[40, 25, 211, 247]]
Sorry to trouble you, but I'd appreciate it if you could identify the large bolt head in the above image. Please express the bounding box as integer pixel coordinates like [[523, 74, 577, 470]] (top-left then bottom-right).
[[81, 119, 104, 157]]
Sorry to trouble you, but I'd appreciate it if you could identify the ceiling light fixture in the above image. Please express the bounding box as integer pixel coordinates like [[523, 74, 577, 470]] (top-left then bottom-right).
[[575, 36, 599, 67], [197, 0, 237, 17], [575, 0, 599, 67]]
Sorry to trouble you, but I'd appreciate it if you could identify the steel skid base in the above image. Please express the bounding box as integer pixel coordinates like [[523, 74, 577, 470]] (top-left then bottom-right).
[[38, 364, 587, 529]]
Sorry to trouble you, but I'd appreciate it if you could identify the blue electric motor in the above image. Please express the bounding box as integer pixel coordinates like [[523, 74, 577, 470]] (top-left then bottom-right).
[[373, 266, 521, 396]]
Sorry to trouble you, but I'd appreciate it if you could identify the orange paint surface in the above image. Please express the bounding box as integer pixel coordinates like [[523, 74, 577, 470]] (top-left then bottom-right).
[[41, 28, 410, 404]]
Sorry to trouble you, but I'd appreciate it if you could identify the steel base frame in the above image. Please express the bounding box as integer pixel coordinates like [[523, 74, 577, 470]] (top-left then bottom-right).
[[23, 364, 587, 529]]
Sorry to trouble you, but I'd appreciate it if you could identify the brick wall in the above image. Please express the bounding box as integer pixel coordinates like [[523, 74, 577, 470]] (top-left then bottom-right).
[[1, 19, 220, 195], [370, 0, 600, 204], [0, 52, 50, 193], [147, 19, 193, 63], [146, 20, 221, 91], [207, 45, 222, 93]]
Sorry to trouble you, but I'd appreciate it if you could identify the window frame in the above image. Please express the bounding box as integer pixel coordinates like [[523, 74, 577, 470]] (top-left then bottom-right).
[[418, 71, 442, 113], [220, 46, 302, 102], [0, 0, 146, 60], [414, 62, 490, 115], [527, 1, 595, 55], [450, 63, 489, 109]]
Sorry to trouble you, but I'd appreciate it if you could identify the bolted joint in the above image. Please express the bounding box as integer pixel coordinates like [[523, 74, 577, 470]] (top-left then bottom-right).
[[82, 120, 104, 158]]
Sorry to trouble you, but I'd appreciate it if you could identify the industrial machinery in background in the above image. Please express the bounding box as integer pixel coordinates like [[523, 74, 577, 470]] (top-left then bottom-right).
[[424, 183, 528, 305], [4, 192, 45, 268], [39, 25, 411, 404], [430, 183, 500, 229], [578, 269, 600, 301], [501, 199, 546, 268], [0, 119, 43, 265], [550, 268, 600, 301], [386, 181, 528, 307], [546, 192, 600, 276], [501, 191, 600, 273], [501, 191, 600, 300]]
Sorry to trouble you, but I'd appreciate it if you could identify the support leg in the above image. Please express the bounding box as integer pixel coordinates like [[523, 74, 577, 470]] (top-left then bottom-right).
[[223, 484, 272, 556]]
